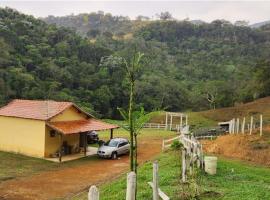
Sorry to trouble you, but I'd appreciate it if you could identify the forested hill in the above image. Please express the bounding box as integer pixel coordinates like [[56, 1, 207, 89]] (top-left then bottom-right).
[[1, 8, 270, 119], [43, 12, 142, 38]]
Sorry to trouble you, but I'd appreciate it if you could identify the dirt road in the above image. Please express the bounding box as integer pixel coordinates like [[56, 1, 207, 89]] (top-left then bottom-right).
[[0, 137, 162, 200]]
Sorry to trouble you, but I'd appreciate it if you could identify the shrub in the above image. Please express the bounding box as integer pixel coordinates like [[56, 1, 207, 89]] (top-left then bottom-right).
[[170, 140, 183, 150]]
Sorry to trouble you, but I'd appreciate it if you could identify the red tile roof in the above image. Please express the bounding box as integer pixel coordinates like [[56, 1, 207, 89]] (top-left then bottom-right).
[[47, 119, 119, 134], [0, 99, 86, 120]]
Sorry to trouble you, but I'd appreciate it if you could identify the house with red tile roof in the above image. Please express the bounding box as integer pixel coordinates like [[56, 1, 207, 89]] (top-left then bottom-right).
[[0, 99, 118, 162]]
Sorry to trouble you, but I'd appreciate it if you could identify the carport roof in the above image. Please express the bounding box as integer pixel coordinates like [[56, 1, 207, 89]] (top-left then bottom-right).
[[46, 119, 119, 135]]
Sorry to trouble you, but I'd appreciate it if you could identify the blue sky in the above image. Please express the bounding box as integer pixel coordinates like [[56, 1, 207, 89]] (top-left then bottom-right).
[[0, 1, 270, 24]]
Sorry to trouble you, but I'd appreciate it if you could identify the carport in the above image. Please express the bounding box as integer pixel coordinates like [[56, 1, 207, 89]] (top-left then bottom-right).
[[46, 119, 119, 162]]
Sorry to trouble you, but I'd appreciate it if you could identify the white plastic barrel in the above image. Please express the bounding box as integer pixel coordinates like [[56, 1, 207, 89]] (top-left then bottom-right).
[[204, 156, 217, 175]]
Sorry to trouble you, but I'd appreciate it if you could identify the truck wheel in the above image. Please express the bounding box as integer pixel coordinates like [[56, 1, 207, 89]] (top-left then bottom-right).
[[111, 152, 117, 160]]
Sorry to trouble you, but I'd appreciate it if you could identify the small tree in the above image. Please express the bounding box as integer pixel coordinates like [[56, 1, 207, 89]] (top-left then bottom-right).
[[100, 52, 145, 171], [118, 107, 154, 173]]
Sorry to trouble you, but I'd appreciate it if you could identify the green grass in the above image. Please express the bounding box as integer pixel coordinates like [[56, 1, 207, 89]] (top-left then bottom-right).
[[72, 151, 182, 200], [187, 112, 217, 130], [72, 152, 270, 200], [149, 111, 217, 130], [0, 151, 101, 182], [0, 151, 58, 181], [98, 128, 175, 141], [201, 158, 270, 200]]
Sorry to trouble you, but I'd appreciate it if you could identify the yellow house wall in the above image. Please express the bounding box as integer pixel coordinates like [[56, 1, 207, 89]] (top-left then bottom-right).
[[44, 127, 80, 157], [0, 116, 45, 158], [45, 106, 85, 157], [50, 106, 87, 122]]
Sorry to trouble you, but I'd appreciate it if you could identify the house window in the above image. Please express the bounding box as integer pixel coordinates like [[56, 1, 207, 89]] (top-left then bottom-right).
[[50, 130, 56, 137]]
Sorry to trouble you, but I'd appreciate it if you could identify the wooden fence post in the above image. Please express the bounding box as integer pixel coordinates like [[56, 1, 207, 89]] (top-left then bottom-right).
[[196, 142, 200, 168], [181, 148, 186, 182], [153, 161, 159, 200], [165, 112, 168, 130], [169, 114, 172, 131], [242, 117, 245, 134], [232, 118, 235, 134], [126, 172, 136, 200], [236, 118, 240, 134], [250, 116, 253, 135], [229, 120, 232, 134], [88, 185, 99, 200], [260, 115, 263, 136]]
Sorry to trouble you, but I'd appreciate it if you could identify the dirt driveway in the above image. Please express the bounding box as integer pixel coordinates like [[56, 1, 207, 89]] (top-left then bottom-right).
[[0, 137, 162, 200]]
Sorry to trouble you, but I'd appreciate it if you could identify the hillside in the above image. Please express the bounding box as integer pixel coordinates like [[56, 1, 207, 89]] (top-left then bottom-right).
[[43, 12, 147, 37], [201, 96, 270, 123], [250, 20, 270, 28], [198, 97, 270, 166], [1, 8, 270, 119]]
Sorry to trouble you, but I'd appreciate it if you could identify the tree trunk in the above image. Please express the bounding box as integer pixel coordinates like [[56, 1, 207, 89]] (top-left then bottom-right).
[[134, 133, 138, 199], [129, 80, 135, 172], [134, 134, 138, 173]]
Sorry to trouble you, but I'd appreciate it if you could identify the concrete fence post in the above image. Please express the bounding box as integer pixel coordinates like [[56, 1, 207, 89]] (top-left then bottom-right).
[[250, 116, 253, 135], [126, 172, 136, 200], [242, 117, 245, 134], [153, 161, 159, 200], [229, 120, 232, 134], [236, 118, 240, 134], [88, 185, 99, 200], [182, 148, 186, 182], [232, 118, 235, 134]]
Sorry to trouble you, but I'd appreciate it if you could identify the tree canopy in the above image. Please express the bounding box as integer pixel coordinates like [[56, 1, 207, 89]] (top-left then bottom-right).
[[1, 8, 270, 118]]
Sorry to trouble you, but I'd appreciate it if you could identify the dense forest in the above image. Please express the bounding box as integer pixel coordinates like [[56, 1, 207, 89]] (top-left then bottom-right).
[[0, 8, 270, 118]]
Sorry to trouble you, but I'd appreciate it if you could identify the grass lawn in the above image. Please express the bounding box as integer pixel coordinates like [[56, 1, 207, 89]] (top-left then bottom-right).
[[149, 111, 217, 131], [0, 128, 173, 182], [0, 151, 101, 182], [187, 112, 217, 130], [201, 158, 270, 200], [72, 151, 270, 200], [98, 128, 174, 141]]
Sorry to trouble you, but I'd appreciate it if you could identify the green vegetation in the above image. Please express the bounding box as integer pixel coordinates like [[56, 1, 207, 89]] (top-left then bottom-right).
[[72, 152, 270, 200], [98, 128, 175, 140], [188, 112, 217, 130], [201, 158, 270, 200], [1, 8, 270, 119], [150, 111, 217, 130]]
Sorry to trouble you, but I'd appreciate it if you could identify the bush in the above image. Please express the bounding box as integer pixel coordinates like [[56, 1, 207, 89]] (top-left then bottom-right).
[[170, 140, 183, 150]]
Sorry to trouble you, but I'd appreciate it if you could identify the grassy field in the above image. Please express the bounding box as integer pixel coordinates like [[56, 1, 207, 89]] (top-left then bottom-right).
[[0, 128, 174, 182], [200, 96, 270, 124], [73, 151, 270, 200], [150, 111, 217, 130], [0, 151, 101, 182], [98, 128, 174, 140], [201, 158, 270, 200]]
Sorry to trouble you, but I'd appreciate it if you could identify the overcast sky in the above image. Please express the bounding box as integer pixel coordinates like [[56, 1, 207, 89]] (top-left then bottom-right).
[[0, 1, 270, 24]]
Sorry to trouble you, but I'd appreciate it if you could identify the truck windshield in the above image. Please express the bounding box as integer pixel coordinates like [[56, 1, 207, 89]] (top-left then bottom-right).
[[104, 140, 119, 147]]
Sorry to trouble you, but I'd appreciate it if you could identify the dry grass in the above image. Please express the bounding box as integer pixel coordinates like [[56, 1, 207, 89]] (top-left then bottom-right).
[[200, 97, 270, 124], [202, 130, 270, 167]]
